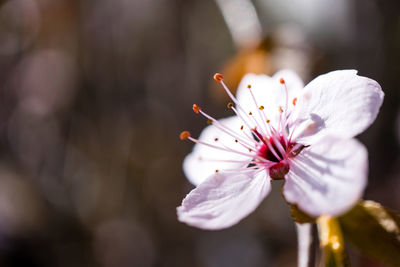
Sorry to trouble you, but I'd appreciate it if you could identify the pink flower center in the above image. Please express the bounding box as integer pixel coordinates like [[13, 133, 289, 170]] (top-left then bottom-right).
[[257, 136, 288, 163], [181, 73, 307, 180], [255, 134, 304, 179]]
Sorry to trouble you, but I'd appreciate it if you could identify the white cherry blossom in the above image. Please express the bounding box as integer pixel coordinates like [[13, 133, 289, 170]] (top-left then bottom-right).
[[178, 70, 384, 230]]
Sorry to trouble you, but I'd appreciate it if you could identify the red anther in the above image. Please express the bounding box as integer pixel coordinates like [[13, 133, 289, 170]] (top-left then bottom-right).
[[193, 104, 201, 114], [292, 97, 298, 106], [214, 73, 224, 83], [180, 131, 191, 140], [279, 78, 285, 84]]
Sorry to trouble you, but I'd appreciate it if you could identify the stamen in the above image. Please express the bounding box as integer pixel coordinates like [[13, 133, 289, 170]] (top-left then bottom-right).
[[187, 136, 262, 160], [271, 137, 288, 160], [217, 77, 256, 128], [292, 97, 297, 106], [278, 106, 283, 132], [199, 158, 258, 164], [248, 113, 267, 135], [256, 122, 284, 161], [193, 104, 201, 114], [250, 127, 282, 162], [218, 139, 268, 162], [253, 129, 282, 162], [280, 78, 290, 138], [265, 121, 286, 156], [231, 106, 254, 132], [281, 127, 289, 147], [187, 136, 256, 161], [239, 124, 256, 141], [197, 109, 256, 148], [247, 85, 269, 134], [180, 131, 191, 140], [266, 120, 279, 142], [288, 123, 298, 142], [219, 165, 271, 173], [227, 102, 234, 109]]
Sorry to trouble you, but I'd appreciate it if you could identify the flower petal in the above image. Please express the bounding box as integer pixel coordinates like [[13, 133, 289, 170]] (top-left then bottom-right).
[[283, 136, 368, 217], [177, 170, 271, 230], [293, 70, 384, 143], [183, 116, 252, 186], [236, 70, 304, 130]]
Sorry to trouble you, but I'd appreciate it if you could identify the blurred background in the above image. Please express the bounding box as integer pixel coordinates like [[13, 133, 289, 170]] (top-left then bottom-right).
[[0, 0, 397, 266]]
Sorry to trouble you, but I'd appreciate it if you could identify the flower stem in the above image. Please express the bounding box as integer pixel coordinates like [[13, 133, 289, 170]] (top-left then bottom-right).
[[296, 222, 317, 267]]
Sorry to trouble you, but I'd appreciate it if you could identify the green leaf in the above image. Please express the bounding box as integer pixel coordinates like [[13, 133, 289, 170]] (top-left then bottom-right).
[[339, 200, 400, 267], [290, 204, 316, 224], [317, 216, 351, 267]]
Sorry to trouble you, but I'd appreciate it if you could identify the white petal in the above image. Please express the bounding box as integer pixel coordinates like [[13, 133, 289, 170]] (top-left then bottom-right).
[[236, 70, 304, 130], [294, 70, 384, 143], [283, 136, 368, 217], [183, 116, 252, 186], [177, 170, 271, 230]]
